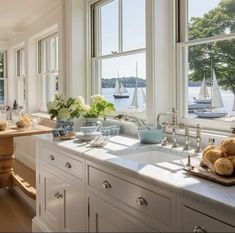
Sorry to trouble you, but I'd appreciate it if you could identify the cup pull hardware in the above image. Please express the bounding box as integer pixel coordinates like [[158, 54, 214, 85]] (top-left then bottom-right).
[[102, 180, 112, 189], [136, 197, 148, 207]]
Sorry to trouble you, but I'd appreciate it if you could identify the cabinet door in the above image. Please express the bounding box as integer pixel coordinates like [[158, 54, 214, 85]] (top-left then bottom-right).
[[182, 206, 235, 232], [62, 182, 85, 232], [88, 196, 158, 233], [40, 169, 64, 232]]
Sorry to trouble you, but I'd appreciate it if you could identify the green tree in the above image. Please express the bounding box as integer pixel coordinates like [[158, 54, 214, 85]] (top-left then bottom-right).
[[188, 0, 235, 94]]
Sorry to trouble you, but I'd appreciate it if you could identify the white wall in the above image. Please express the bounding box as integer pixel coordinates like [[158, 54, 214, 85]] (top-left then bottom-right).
[[7, 1, 64, 169], [0, 41, 8, 50]]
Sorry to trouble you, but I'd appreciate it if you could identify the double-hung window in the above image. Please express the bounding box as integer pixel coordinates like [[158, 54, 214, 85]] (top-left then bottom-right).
[[0, 51, 7, 105], [177, 0, 235, 131], [38, 33, 58, 112], [16, 48, 25, 107], [91, 0, 146, 114]]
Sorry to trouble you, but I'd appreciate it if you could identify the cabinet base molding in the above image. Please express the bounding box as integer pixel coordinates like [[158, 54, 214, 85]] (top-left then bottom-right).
[[32, 217, 54, 233]]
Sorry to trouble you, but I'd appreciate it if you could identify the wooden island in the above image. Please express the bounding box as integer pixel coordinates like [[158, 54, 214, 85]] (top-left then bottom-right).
[[0, 125, 52, 199]]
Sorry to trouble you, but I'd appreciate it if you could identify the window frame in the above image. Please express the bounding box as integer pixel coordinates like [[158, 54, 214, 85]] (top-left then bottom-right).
[[177, 0, 235, 132], [91, 0, 147, 118], [16, 47, 26, 107], [37, 32, 59, 112], [0, 51, 7, 106]]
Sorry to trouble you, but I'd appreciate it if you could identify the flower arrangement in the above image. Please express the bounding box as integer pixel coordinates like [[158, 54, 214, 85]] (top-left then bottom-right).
[[47, 94, 115, 121], [47, 95, 88, 121], [83, 95, 115, 119]]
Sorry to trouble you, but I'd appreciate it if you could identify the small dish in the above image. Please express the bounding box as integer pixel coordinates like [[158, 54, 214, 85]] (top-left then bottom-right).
[[76, 131, 102, 141], [60, 132, 76, 140]]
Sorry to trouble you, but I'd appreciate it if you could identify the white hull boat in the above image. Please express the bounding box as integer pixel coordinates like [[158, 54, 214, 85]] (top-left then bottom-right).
[[195, 68, 227, 119]]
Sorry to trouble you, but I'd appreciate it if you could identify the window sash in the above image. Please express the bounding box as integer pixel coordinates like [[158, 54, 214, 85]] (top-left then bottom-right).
[[93, 0, 145, 58], [177, 0, 235, 132]]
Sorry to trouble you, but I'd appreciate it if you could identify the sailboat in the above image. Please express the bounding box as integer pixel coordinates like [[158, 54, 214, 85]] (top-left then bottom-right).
[[195, 69, 227, 118], [188, 77, 211, 111], [113, 71, 130, 99], [129, 62, 146, 110]]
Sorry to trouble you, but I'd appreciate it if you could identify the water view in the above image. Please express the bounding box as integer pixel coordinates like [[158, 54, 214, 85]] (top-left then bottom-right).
[[102, 87, 235, 117]]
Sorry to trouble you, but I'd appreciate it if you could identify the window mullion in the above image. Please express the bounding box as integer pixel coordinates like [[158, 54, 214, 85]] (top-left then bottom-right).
[[118, 0, 123, 52]]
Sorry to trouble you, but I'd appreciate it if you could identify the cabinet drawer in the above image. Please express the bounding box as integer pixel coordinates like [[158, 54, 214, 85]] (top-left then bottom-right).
[[182, 206, 235, 232], [41, 146, 83, 179], [88, 166, 172, 227]]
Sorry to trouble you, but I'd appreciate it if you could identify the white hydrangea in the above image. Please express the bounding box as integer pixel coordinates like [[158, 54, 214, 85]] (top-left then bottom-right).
[[91, 95, 105, 104], [58, 108, 71, 120], [47, 100, 59, 111]]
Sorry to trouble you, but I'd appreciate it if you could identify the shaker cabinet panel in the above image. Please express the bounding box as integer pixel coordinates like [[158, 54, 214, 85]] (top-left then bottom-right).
[[88, 195, 158, 233], [40, 169, 64, 232], [182, 206, 235, 233]]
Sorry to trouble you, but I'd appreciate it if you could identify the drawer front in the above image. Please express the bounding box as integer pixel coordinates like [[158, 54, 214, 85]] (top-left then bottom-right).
[[88, 166, 172, 226], [182, 206, 235, 232], [41, 146, 83, 179]]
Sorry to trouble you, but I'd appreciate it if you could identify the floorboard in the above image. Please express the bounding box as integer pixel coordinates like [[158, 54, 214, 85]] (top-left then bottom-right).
[[0, 160, 36, 232]]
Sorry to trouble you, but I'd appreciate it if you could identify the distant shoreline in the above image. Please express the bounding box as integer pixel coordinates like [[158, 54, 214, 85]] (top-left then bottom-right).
[[102, 77, 201, 88]]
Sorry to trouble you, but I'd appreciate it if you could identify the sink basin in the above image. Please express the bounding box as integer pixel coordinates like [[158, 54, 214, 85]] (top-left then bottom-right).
[[121, 150, 187, 165]]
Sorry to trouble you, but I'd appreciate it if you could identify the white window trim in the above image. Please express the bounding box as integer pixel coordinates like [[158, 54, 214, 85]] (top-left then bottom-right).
[[177, 0, 235, 132], [0, 51, 7, 106], [87, 0, 153, 121], [16, 47, 26, 107], [37, 32, 59, 112]]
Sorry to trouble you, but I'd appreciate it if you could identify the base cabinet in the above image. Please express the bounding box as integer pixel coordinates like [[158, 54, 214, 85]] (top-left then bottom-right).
[[182, 206, 235, 233], [39, 167, 85, 232], [88, 195, 158, 233]]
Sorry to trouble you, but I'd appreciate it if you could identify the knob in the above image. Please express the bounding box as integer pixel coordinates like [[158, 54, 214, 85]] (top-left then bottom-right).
[[50, 155, 55, 161], [194, 226, 207, 233], [54, 192, 63, 199], [65, 162, 72, 169], [102, 181, 111, 189], [136, 197, 148, 207], [54, 192, 60, 198]]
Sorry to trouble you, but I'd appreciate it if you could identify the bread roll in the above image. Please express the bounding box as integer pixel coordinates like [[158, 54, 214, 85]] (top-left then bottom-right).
[[228, 156, 235, 170], [214, 158, 234, 176], [202, 148, 223, 164], [202, 145, 220, 160], [220, 138, 235, 156]]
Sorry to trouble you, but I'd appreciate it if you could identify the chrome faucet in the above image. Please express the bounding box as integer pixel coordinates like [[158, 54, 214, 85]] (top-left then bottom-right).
[[184, 125, 190, 151], [195, 124, 201, 153], [161, 122, 168, 146]]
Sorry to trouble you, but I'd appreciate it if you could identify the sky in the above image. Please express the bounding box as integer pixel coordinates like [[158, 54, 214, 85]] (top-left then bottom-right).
[[101, 0, 221, 80]]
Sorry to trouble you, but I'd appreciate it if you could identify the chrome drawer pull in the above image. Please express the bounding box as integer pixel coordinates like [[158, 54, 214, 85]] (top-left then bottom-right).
[[102, 180, 111, 189], [49, 155, 55, 161], [54, 192, 63, 199], [194, 226, 207, 233], [65, 162, 72, 169], [54, 192, 60, 198], [136, 197, 148, 207]]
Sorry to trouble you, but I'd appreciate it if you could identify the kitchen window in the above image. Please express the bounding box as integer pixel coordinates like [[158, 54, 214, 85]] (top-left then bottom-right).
[[91, 0, 146, 115], [0, 51, 7, 105], [177, 0, 235, 131], [16, 48, 25, 107], [38, 33, 58, 112]]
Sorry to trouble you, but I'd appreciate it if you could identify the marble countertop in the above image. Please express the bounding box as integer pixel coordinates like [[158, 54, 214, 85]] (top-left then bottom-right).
[[35, 134, 235, 216]]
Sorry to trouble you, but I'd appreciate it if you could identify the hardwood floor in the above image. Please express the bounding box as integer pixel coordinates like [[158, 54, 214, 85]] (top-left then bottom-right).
[[0, 160, 36, 232]]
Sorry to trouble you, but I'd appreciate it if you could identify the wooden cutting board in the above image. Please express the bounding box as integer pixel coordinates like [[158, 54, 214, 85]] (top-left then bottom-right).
[[184, 165, 235, 186]]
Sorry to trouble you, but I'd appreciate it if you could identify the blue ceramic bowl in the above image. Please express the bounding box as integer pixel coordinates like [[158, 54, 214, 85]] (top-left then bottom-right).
[[80, 126, 98, 133], [138, 128, 163, 144]]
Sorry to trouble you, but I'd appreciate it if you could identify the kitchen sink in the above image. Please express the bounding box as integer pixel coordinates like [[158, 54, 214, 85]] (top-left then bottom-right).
[[120, 150, 189, 165]]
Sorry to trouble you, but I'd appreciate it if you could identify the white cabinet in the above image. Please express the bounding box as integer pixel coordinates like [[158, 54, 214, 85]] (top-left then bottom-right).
[[39, 166, 85, 232], [33, 143, 85, 232], [88, 195, 158, 233], [182, 206, 235, 233]]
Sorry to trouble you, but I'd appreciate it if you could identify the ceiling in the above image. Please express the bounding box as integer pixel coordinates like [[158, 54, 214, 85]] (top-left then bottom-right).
[[0, 0, 61, 41]]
